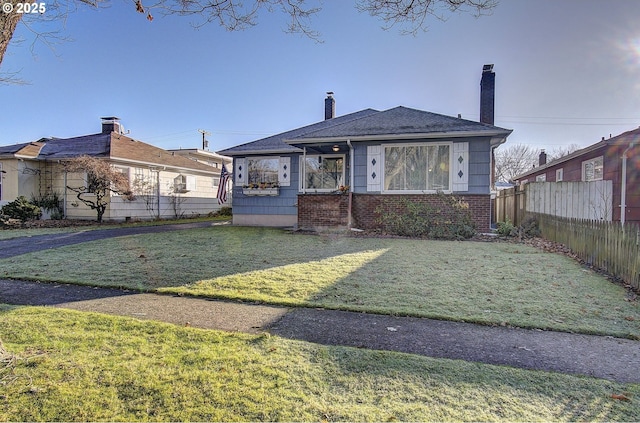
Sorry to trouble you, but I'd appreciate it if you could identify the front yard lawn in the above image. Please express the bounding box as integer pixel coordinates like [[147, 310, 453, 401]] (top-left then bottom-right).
[[1, 305, 638, 422], [1, 226, 638, 338]]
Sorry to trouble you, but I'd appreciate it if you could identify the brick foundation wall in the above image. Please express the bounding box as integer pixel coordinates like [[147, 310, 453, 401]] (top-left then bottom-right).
[[352, 194, 492, 233], [298, 194, 349, 229], [298, 193, 492, 233]]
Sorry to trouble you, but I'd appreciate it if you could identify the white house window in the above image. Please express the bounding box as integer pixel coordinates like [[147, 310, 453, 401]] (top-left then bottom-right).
[[383, 144, 450, 192], [174, 175, 188, 193], [582, 156, 603, 181], [248, 157, 279, 185], [556, 168, 563, 181], [0, 162, 3, 200], [301, 155, 344, 191], [536, 174, 546, 182]]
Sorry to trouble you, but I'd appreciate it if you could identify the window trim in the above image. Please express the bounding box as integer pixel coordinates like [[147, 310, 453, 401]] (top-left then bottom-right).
[[381, 142, 453, 194], [299, 154, 346, 193], [556, 168, 563, 182], [582, 156, 604, 182]]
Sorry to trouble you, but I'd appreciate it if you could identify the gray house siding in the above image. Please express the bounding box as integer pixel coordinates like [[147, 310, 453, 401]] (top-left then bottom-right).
[[467, 138, 491, 195], [231, 154, 299, 217]]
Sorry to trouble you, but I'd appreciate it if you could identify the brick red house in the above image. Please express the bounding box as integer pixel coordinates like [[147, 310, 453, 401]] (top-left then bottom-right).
[[512, 127, 640, 224], [218, 66, 512, 233]]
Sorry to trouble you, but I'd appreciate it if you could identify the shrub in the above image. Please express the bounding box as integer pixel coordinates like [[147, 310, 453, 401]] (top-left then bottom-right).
[[1, 196, 42, 222], [376, 194, 476, 240], [218, 206, 232, 217], [517, 215, 541, 238], [30, 192, 64, 220], [496, 218, 516, 236]]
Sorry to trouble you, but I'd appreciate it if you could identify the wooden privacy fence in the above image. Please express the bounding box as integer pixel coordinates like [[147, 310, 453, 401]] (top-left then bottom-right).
[[496, 181, 613, 226], [534, 213, 640, 291]]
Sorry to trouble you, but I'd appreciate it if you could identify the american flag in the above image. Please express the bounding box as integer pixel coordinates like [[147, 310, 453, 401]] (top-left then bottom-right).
[[217, 163, 231, 204]]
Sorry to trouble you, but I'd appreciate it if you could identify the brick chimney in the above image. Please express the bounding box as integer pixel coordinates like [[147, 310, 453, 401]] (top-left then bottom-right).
[[539, 149, 547, 166], [325, 92, 335, 120], [480, 64, 495, 125], [101, 116, 122, 134]]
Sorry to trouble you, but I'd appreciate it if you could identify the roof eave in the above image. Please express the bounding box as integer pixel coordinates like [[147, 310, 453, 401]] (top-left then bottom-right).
[[284, 130, 513, 144], [217, 148, 302, 157]]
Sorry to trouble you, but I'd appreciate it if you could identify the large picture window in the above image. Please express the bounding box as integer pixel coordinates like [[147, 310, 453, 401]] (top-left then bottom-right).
[[301, 155, 344, 191], [248, 157, 279, 185], [383, 144, 450, 192]]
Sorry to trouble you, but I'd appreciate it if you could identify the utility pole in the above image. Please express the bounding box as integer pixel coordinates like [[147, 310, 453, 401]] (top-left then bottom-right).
[[198, 129, 211, 150]]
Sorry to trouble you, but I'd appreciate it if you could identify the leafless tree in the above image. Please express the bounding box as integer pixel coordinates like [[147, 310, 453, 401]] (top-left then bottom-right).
[[548, 143, 582, 161], [494, 144, 539, 183], [1, 0, 497, 71], [64, 155, 133, 222]]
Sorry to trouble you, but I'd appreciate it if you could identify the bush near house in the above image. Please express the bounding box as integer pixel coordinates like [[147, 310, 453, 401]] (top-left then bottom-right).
[[376, 194, 476, 240], [0, 196, 42, 222]]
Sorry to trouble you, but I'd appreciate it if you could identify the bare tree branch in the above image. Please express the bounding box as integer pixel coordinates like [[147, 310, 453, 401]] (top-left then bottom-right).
[[1, 0, 499, 78], [494, 144, 539, 183], [356, 0, 497, 35]]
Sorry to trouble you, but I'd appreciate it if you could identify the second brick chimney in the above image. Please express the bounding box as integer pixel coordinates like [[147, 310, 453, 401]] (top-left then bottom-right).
[[325, 92, 335, 120], [480, 65, 495, 125], [539, 150, 547, 166]]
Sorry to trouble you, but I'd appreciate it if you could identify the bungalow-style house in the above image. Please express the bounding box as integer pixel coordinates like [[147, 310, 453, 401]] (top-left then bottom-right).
[[218, 66, 512, 232], [512, 127, 640, 224], [0, 117, 232, 221]]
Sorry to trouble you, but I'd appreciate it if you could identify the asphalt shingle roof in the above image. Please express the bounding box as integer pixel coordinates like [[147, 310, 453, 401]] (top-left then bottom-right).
[[218, 106, 511, 155], [217, 109, 379, 156], [291, 106, 511, 140]]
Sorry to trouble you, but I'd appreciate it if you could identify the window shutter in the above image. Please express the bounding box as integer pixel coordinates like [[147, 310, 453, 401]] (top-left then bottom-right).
[[367, 145, 381, 192], [453, 142, 469, 192], [279, 157, 291, 186], [234, 158, 246, 185], [186, 175, 196, 191]]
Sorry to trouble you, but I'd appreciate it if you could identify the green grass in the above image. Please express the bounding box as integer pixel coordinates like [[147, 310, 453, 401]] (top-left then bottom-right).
[[1, 305, 638, 422], [0, 216, 229, 240], [2, 226, 638, 338]]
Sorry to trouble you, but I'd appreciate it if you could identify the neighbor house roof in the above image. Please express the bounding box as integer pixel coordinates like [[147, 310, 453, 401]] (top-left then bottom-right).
[[0, 133, 218, 175], [218, 106, 511, 156], [512, 126, 640, 181]]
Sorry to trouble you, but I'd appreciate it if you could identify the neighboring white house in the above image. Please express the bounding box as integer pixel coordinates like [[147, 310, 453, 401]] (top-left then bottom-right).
[[0, 117, 232, 221]]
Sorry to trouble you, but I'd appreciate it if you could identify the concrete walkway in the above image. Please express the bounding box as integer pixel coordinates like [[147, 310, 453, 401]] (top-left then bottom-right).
[[2, 279, 639, 384]]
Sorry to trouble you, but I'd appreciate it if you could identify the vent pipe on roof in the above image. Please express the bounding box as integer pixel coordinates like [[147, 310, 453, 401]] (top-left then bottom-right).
[[480, 64, 495, 125], [325, 92, 335, 120]]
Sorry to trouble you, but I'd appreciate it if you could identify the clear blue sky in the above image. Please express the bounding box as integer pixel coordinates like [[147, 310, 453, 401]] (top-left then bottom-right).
[[1, 0, 639, 155]]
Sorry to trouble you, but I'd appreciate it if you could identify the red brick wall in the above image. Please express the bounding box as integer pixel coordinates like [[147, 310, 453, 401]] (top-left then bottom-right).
[[298, 193, 492, 233], [298, 194, 349, 229], [351, 194, 491, 233]]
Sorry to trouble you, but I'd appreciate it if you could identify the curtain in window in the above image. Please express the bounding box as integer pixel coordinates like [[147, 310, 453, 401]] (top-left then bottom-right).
[[384, 145, 449, 191]]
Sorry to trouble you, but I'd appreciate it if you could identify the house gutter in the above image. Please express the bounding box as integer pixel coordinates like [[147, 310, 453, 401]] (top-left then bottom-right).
[[620, 140, 636, 226], [347, 139, 354, 228], [284, 130, 512, 145]]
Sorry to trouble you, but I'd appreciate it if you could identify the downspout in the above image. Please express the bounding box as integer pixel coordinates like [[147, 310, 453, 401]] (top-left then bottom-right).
[[620, 140, 636, 226], [302, 147, 307, 194], [63, 169, 67, 218], [347, 139, 354, 228]]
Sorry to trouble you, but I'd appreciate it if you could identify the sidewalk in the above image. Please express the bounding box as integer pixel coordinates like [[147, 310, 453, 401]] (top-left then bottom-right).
[[2, 278, 639, 384]]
